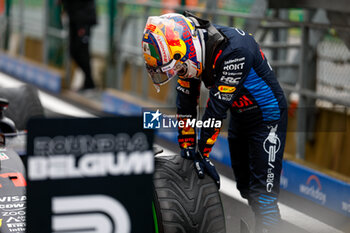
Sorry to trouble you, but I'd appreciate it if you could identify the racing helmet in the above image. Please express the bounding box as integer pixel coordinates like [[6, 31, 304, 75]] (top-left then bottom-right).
[[142, 13, 204, 88]]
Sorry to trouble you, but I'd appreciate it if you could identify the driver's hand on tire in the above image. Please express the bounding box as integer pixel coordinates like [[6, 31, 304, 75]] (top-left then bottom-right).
[[194, 153, 220, 189]]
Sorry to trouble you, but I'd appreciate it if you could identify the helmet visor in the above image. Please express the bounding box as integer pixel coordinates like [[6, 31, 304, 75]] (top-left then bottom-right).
[[146, 59, 183, 85]]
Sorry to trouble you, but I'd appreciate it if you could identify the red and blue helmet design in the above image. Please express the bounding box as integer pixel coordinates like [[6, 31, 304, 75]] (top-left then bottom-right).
[[142, 13, 203, 86]]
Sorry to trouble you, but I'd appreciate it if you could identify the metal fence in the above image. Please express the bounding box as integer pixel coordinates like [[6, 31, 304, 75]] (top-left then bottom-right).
[[0, 0, 111, 85]]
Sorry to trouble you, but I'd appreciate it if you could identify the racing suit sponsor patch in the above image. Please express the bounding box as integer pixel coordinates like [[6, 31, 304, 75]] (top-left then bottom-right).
[[218, 85, 236, 93], [219, 76, 241, 85], [176, 85, 190, 94], [223, 57, 245, 65], [222, 71, 243, 76], [263, 124, 280, 192], [231, 95, 258, 112], [214, 92, 234, 101], [223, 62, 244, 71], [177, 79, 190, 88], [232, 95, 253, 108]]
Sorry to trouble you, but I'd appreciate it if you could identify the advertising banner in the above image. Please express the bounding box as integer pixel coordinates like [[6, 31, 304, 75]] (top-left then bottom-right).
[[0, 150, 26, 233], [0, 55, 61, 93], [25, 117, 154, 233], [280, 160, 350, 217]]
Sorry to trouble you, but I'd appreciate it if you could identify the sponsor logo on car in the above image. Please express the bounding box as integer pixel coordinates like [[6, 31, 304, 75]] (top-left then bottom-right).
[[28, 151, 154, 180], [0, 203, 25, 211], [0, 173, 27, 188], [0, 196, 26, 203], [1, 210, 26, 217], [0, 153, 9, 161], [5, 216, 26, 230]]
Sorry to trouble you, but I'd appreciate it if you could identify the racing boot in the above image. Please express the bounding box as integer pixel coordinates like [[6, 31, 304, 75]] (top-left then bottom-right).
[[252, 194, 282, 233]]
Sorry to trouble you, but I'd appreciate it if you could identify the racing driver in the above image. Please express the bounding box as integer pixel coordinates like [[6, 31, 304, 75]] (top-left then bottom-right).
[[141, 12, 287, 233]]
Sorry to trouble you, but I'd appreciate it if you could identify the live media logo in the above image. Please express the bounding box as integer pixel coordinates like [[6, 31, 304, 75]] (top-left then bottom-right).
[[143, 110, 162, 129], [143, 109, 221, 130]]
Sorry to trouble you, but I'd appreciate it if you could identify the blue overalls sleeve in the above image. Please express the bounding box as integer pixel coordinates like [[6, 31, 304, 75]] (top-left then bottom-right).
[[198, 48, 254, 157]]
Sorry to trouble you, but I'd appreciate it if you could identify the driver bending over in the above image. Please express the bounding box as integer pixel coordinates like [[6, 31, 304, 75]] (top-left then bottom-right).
[[141, 12, 287, 233]]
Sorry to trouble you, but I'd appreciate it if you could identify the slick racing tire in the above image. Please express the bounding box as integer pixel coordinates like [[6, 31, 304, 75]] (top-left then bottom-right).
[[153, 155, 226, 233]]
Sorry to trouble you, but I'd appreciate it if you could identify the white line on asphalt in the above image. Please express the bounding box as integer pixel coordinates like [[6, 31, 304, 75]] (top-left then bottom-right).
[[38, 91, 95, 118], [0, 72, 343, 233], [0, 72, 95, 118]]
